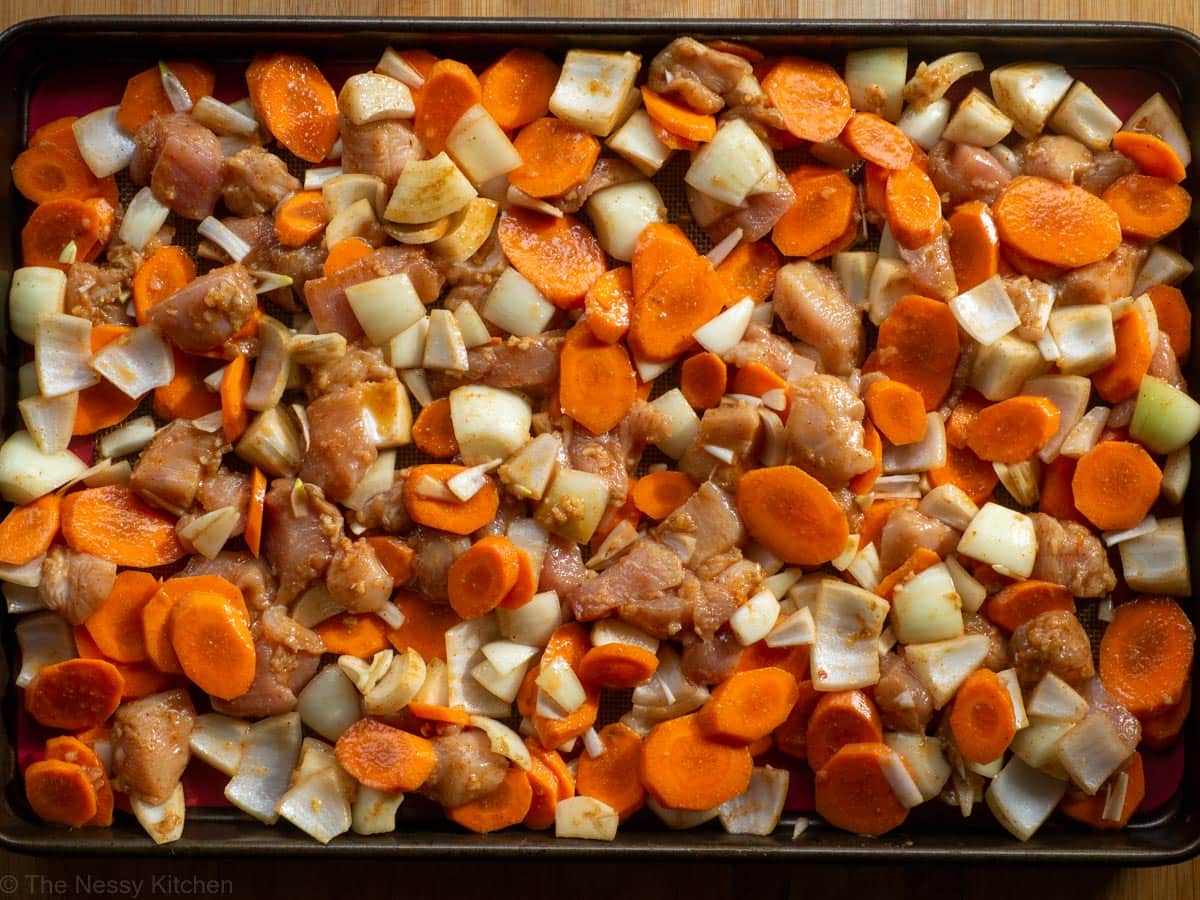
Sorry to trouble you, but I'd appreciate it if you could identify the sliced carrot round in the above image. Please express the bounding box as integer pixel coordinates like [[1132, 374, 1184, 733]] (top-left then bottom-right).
[[1099, 597, 1195, 717], [994, 175, 1122, 268]]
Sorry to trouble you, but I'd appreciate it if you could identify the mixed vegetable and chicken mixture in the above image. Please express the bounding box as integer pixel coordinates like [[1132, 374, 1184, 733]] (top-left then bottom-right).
[[4, 38, 1197, 845]]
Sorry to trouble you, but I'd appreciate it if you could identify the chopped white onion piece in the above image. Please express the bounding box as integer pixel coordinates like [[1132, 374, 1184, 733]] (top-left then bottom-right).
[[278, 766, 352, 845], [131, 783, 186, 845], [957, 503, 1037, 579], [1133, 244, 1193, 296], [581, 726, 605, 759], [1098, 595, 1115, 623], [1103, 515, 1158, 547], [304, 166, 343, 190], [904, 634, 990, 708], [891, 563, 964, 645], [586, 519, 640, 570], [1049, 304, 1116, 376], [89, 325, 174, 399], [15, 611, 76, 688], [536, 656, 587, 715], [364, 648, 426, 715], [765, 606, 815, 648], [224, 712, 303, 825], [649, 388, 700, 459], [6, 583, 43, 614], [119, 186, 171, 252], [296, 665, 362, 742], [1059, 406, 1109, 458], [9, 267, 66, 346], [882, 413, 947, 474], [447, 459, 502, 502], [19, 392, 76, 455], [189, 713, 250, 777], [1119, 516, 1190, 596], [845, 46, 908, 121], [0, 554, 44, 589], [587, 180, 668, 263], [897, 97, 951, 150], [606, 108, 672, 176], [96, 415, 157, 460], [845, 541, 882, 592], [71, 106, 135, 177], [719, 766, 790, 835], [0, 431, 87, 504], [496, 591, 562, 648], [943, 88, 1013, 146], [730, 589, 782, 646], [555, 796, 619, 841], [994, 459, 1040, 508], [385, 152, 476, 224], [376, 47, 426, 87], [944, 555, 987, 614], [904, 51, 983, 106], [1162, 446, 1190, 505], [446, 616, 511, 717], [1057, 713, 1132, 796], [997, 668, 1029, 730], [352, 785, 404, 836], [1027, 673, 1089, 723], [705, 228, 744, 268], [449, 384, 532, 467], [1050, 80, 1121, 149], [198, 216, 252, 263], [1102, 771, 1130, 822], [482, 640, 540, 678], [880, 748, 925, 809], [454, 301, 491, 350], [549, 49, 641, 136], [191, 95, 259, 136], [1124, 92, 1192, 167], [704, 444, 736, 466], [693, 298, 754, 356], [483, 267, 557, 338], [885, 732, 952, 801], [990, 61, 1074, 139], [506, 183, 564, 218], [685, 118, 775, 206], [950, 275, 1020, 346], [36, 314, 97, 398], [646, 796, 720, 830], [810, 581, 889, 691]]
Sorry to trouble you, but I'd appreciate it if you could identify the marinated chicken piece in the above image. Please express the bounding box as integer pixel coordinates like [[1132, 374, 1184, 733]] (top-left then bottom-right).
[[832, 486, 865, 533], [1010, 609, 1095, 688], [215, 215, 325, 294], [784, 375, 874, 489], [681, 628, 744, 685], [130, 113, 225, 220], [38, 546, 117, 625], [568, 538, 685, 622], [539, 534, 586, 596], [182, 551, 277, 611], [304, 246, 444, 339], [1056, 242, 1144, 306], [211, 633, 320, 719], [695, 556, 763, 638], [195, 467, 250, 536], [620, 570, 700, 638], [774, 261, 864, 375], [305, 343, 396, 400], [879, 507, 958, 574], [130, 420, 226, 515], [408, 528, 471, 605], [442, 234, 506, 288], [1017, 135, 1094, 184], [1149, 332, 1187, 390], [554, 157, 642, 213], [875, 652, 934, 733], [1079, 677, 1142, 750], [340, 117, 424, 188], [720, 73, 788, 144], [964, 612, 1011, 672], [927, 142, 1011, 207], [1029, 512, 1118, 598], [222, 146, 300, 217], [653, 481, 745, 570], [1078, 150, 1137, 196], [419, 730, 508, 808], [298, 387, 378, 505], [326, 538, 394, 613], [262, 478, 344, 605], [707, 167, 797, 243], [111, 689, 195, 805], [722, 323, 798, 378], [677, 401, 762, 490], [568, 428, 628, 504], [1003, 275, 1056, 342], [65, 261, 133, 325], [147, 263, 257, 353], [352, 480, 412, 534], [900, 236, 958, 302], [647, 37, 754, 114], [427, 332, 564, 398]]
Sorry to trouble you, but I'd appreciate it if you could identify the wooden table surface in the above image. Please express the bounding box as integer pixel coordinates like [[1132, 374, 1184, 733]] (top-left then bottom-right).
[[0, 0, 1196, 897]]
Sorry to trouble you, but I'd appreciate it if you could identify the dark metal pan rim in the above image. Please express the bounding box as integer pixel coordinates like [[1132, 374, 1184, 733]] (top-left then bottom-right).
[[0, 14, 1196, 863]]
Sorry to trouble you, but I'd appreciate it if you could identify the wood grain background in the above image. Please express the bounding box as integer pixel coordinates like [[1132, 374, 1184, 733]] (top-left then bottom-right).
[[0, 1, 1195, 897]]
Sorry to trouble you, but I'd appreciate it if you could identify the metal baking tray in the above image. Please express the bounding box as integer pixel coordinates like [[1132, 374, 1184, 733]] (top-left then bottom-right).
[[0, 15, 1196, 862]]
